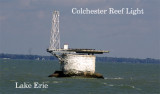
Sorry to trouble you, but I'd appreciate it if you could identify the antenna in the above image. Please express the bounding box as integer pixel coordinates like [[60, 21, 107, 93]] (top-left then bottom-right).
[[49, 11, 60, 50]]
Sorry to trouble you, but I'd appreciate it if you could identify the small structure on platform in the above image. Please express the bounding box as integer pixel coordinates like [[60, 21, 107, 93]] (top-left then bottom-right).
[[47, 11, 109, 79]]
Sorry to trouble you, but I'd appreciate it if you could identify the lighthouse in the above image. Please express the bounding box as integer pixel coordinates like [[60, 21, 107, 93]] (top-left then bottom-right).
[[47, 11, 109, 78]]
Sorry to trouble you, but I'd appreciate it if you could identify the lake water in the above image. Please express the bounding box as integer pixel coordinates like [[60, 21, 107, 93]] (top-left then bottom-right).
[[0, 59, 160, 94]]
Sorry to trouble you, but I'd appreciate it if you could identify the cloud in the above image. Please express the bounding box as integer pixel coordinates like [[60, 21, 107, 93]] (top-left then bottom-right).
[[19, 0, 31, 7], [0, 16, 7, 21], [37, 11, 45, 19]]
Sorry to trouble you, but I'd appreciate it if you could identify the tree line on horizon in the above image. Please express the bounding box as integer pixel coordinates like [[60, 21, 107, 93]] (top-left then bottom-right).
[[0, 53, 159, 64]]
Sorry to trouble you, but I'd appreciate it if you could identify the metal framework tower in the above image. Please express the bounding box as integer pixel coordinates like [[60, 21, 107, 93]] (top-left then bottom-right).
[[49, 11, 60, 50]]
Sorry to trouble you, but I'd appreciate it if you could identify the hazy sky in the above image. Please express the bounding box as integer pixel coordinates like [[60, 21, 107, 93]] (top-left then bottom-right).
[[0, 0, 159, 59]]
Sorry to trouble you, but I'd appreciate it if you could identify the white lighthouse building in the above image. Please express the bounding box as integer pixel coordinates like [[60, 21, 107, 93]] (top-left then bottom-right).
[[47, 11, 109, 78]]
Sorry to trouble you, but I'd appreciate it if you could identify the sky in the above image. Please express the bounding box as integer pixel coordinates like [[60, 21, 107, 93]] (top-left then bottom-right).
[[0, 0, 159, 59]]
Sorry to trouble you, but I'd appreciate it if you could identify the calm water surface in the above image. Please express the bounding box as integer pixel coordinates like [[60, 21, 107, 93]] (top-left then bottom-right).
[[0, 59, 160, 94]]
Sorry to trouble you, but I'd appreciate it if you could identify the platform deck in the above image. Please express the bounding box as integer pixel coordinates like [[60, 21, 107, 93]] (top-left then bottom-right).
[[47, 48, 109, 54]]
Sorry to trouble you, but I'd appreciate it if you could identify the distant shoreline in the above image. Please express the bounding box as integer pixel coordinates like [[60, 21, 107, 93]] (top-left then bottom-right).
[[0, 53, 159, 64]]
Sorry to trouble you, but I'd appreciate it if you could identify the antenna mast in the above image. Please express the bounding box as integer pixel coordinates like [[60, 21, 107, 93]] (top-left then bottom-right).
[[49, 11, 60, 50]]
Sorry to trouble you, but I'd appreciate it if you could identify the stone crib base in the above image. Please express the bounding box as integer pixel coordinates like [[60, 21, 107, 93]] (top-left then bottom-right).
[[48, 71, 104, 79]]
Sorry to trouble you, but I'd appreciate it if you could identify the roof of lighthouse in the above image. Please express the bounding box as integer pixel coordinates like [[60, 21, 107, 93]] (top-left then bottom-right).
[[47, 48, 109, 54]]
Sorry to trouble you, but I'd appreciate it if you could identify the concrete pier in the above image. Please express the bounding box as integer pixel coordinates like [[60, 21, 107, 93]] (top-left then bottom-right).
[[48, 71, 104, 79], [60, 54, 95, 75], [48, 54, 104, 79]]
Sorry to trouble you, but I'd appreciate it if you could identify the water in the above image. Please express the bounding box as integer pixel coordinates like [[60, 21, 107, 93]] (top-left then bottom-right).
[[0, 59, 160, 94]]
